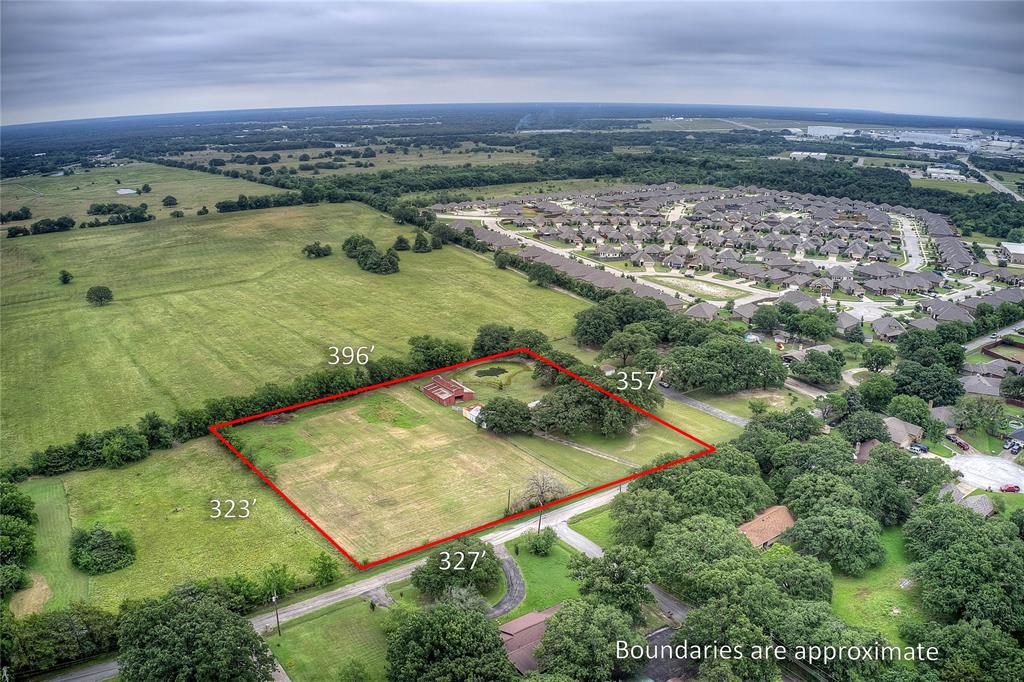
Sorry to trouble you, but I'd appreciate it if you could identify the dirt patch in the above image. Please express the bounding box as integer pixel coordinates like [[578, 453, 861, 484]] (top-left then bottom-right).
[[10, 571, 52, 616], [262, 413, 294, 425]]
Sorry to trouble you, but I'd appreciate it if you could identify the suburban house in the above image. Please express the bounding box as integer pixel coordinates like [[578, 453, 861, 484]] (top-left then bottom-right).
[[871, 316, 906, 342], [960, 374, 1002, 397], [421, 376, 475, 406], [737, 505, 795, 549], [684, 301, 719, 321], [835, 311, 861, 336], [500, 606, 561, 674], [884, 416, 924, 448], [930, 406, 957, 435], [937, 483, 996, 518]]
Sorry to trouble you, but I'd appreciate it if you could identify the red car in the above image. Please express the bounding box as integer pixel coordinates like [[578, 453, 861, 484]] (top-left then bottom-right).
[[1000, 484, 1021, 493]]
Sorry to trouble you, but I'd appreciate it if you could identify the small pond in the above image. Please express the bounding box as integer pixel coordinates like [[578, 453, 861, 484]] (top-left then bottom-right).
[[475, 367, 509, 378]]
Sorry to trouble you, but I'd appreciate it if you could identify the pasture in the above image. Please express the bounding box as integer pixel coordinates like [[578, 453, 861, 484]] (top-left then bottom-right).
[[232, 383, 638, 562], [33, 438, 337, 612], [0, 162, 285, 224], [1, 201, 587, 460], [166, 142, 537, 177]]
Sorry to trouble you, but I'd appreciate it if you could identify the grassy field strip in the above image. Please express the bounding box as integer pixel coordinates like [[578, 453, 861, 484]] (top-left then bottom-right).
[[11, 478, 89, 615], [567, 506, 614, 550], [646, 275, 747, 300]]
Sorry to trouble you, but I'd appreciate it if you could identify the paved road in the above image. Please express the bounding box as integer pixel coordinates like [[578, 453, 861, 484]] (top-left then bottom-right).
[[784, 378, 828, 399], [554, 521, 605, 558], [964, 322, 1024, 351], [487, 543, 526, 618], [947, 453, 1024, 490], [656, 384, 749, 427], [554, 522, 690, 626], [893, 214, 927, 271], [962, 157, 1023, 202]]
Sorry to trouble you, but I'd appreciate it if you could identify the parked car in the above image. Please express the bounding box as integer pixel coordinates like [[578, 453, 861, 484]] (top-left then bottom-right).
[[956, 438, 970, 450], [1000, 484, 1021, 493], [908, 444, 928, 454], [945, 434, 958, 443], [990, 333, 999, 339], [657, 380, 671, 389]]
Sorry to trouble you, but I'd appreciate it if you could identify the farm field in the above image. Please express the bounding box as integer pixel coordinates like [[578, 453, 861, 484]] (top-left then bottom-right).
[[21, 438, 337, 613], [271, 595, 390, 682], [646, 275, 747, 300], [167, 142, 538, 177], [1, 201, 587, 461], [831, 528, 924, 647], [0, 162, 285, 224], [230, 382, 641, 562], [909, 177, 995, 194]]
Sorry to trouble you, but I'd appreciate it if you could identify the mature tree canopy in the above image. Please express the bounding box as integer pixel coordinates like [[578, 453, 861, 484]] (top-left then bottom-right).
[[786, 507, 885, 576], [783, 473, 863, 519], [411, 537, 501, 600], [858, 374, 896, 411], [568, 546, 654, 623], [887, 394, 932, 427], [0, 515, 35, 567], [666, 335, 786, 394], [535, 599, 648, 682], [789, 349, 842, 386], [480, 397, 533, 435], [862, 344, 896, 372], [837, 409, 890, 445], [386, 603, 519, 682], [86, 285, 113, 306], [118, 591, 275, 682], [651, 515, 757, 599]]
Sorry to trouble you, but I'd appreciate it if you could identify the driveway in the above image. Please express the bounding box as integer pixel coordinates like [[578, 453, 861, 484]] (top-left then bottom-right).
[[947, 453, 1024, 490], [656, 384, 749, 427]]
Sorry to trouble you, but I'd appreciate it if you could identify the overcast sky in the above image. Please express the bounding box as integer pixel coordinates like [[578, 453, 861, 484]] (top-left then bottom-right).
[[2, 0, 1022, 125]]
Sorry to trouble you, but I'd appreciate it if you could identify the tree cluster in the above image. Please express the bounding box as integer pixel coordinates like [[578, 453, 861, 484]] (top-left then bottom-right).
[[300, 241, 332, 258], [69, 523, 137, 575], [342, 233, 400, 274]]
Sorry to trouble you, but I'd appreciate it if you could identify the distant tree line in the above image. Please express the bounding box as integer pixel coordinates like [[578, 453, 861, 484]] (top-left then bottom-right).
[[0, 206, 32, 223]]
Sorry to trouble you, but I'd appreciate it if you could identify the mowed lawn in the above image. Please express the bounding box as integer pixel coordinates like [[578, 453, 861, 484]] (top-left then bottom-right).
[[500, 539, 580, 622], [909, 177, 995, 195], [49, 439, 336, 612], [568, 506, 614, 550], [271, 596, 389, 682], [10, 478, 89, 615], [1, 201, 587, 461], [831, 528, 924, 646], [233, 384, 635, 563], [0, 162, 285, 224]]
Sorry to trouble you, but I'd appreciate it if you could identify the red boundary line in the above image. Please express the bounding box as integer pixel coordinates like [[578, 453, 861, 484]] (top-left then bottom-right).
[[209, 348, 716, 569]]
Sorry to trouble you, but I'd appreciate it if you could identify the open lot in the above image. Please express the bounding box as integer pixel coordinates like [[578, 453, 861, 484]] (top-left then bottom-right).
[[646, 275, 746, 300], [18, 439, 336, 613], [500, 539, 580, 622], [271, 595, 390, 682], [909, 177, 995, 195], [0, 162, 285, 224], [232, 382, 639, 563], [831, 528, 924, 646], [1, 201, 587, 461], [685, 387, 812, 419]]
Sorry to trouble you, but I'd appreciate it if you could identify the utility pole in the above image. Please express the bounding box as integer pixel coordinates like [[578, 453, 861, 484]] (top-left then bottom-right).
[[506, 489, 511, 516], [272, 591, 281, 637], [537, 512, 542, 531]]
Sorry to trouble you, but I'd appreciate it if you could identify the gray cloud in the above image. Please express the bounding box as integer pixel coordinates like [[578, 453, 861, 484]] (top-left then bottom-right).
[[2, 0, 1022, 124]]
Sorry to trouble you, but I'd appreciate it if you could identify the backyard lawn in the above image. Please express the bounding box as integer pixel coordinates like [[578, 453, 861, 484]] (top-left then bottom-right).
[[831, 528, 924, 646], [685, 387, 811, 419]]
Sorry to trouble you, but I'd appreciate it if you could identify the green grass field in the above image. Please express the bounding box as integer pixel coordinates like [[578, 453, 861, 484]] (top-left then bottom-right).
[[831, 528, 924, 646], [271, 596, 389, 681], [450, 361, 549, 405], [0, 162, 285, 225], [31, 438, 337, 612], [501, 539, 580, 622], [402, 178, 619, 201], [645, 276, 746, 300], [685, 387, 811, 419], [232, 383, 636, 562], [909, 178, 995, 195], [9, 478, 89, 615], [568, 506, 614, 550], [1, 201, 587, 461], [568, 398, 741, 461]]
